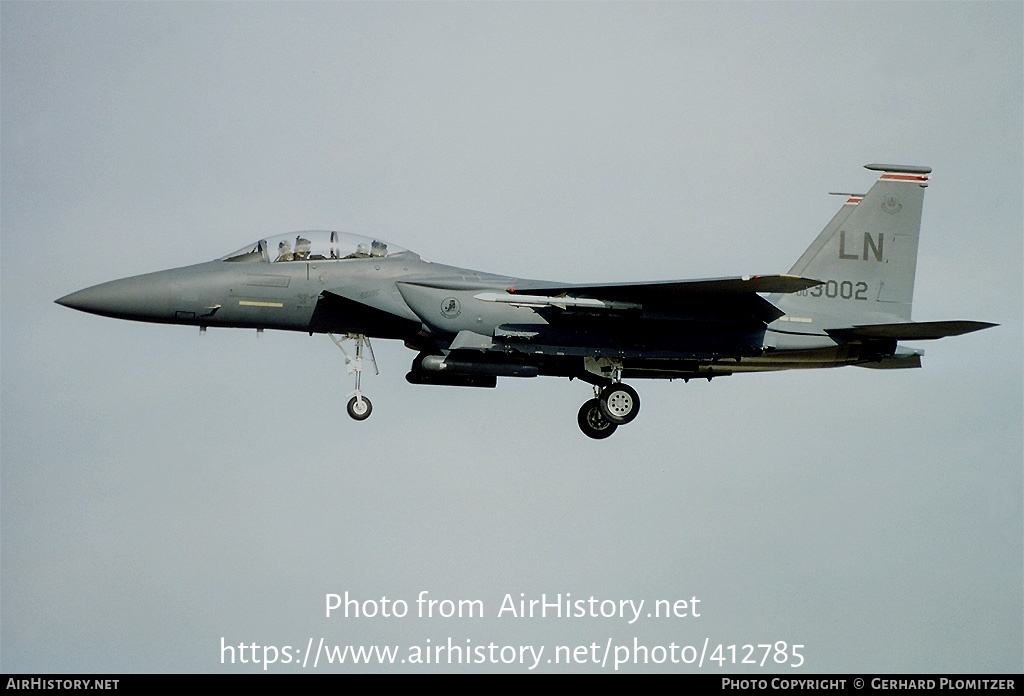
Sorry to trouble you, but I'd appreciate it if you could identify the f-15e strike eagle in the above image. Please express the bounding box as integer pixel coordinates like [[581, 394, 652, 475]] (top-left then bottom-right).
[[57, 164, 995, 438]]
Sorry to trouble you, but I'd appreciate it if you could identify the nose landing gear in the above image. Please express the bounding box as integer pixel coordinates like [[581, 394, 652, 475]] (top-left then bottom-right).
[[346, 395, 372, 420], [330, 333, 378, 421]]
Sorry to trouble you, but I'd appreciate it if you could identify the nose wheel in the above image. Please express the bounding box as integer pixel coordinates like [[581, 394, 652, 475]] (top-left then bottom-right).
[[577, 382, 641, 438], [347, 395, 373, 420], [330, 333, 378, 421]]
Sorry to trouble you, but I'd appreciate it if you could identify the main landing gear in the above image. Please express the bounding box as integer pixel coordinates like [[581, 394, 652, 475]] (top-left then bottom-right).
[[330, 333, 377, 421], [577, 383, 641, 439]]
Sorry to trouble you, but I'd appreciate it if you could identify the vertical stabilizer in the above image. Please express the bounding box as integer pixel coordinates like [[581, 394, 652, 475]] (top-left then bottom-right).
[[776, 164, 930, 325]]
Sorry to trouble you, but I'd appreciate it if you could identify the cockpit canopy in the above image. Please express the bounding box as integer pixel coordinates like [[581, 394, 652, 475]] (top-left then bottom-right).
[[221, 231, 409, 264]]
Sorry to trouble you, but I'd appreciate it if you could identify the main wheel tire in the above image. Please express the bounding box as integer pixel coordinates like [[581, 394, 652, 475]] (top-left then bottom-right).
[[599, 384, 640, 424], [347, 395, 373, 421], [578, 398, 618, 439]]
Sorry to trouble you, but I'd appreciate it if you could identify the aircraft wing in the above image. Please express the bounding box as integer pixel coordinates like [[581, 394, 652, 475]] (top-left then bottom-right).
[[489, 274, 821, 324], [507, 274, 820, 299]]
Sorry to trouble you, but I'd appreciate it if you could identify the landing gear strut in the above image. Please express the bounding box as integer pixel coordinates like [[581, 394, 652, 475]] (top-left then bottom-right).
[[330, 333, 377, 421]]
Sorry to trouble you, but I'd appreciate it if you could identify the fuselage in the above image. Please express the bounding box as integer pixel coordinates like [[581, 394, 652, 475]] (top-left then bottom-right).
[[56, 230, 895, 385]]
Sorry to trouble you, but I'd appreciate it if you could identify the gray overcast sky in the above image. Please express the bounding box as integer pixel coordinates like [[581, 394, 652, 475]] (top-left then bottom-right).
[[2, 1, 1021, 673]]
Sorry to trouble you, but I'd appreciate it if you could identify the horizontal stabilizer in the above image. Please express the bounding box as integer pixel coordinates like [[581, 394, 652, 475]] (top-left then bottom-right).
[[827, 320, 997, 341]]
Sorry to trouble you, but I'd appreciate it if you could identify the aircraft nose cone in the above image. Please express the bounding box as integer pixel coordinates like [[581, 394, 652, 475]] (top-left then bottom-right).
[[55, 287, 106, 312], [56, 272, 174, 321]]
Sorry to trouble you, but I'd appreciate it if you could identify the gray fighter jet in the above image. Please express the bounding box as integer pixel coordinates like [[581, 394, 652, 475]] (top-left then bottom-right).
[[57, 164, 995, 438]]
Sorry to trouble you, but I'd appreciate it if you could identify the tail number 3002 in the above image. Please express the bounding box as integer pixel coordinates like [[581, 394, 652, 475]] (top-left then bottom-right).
[[797, 280, 868, 301]]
